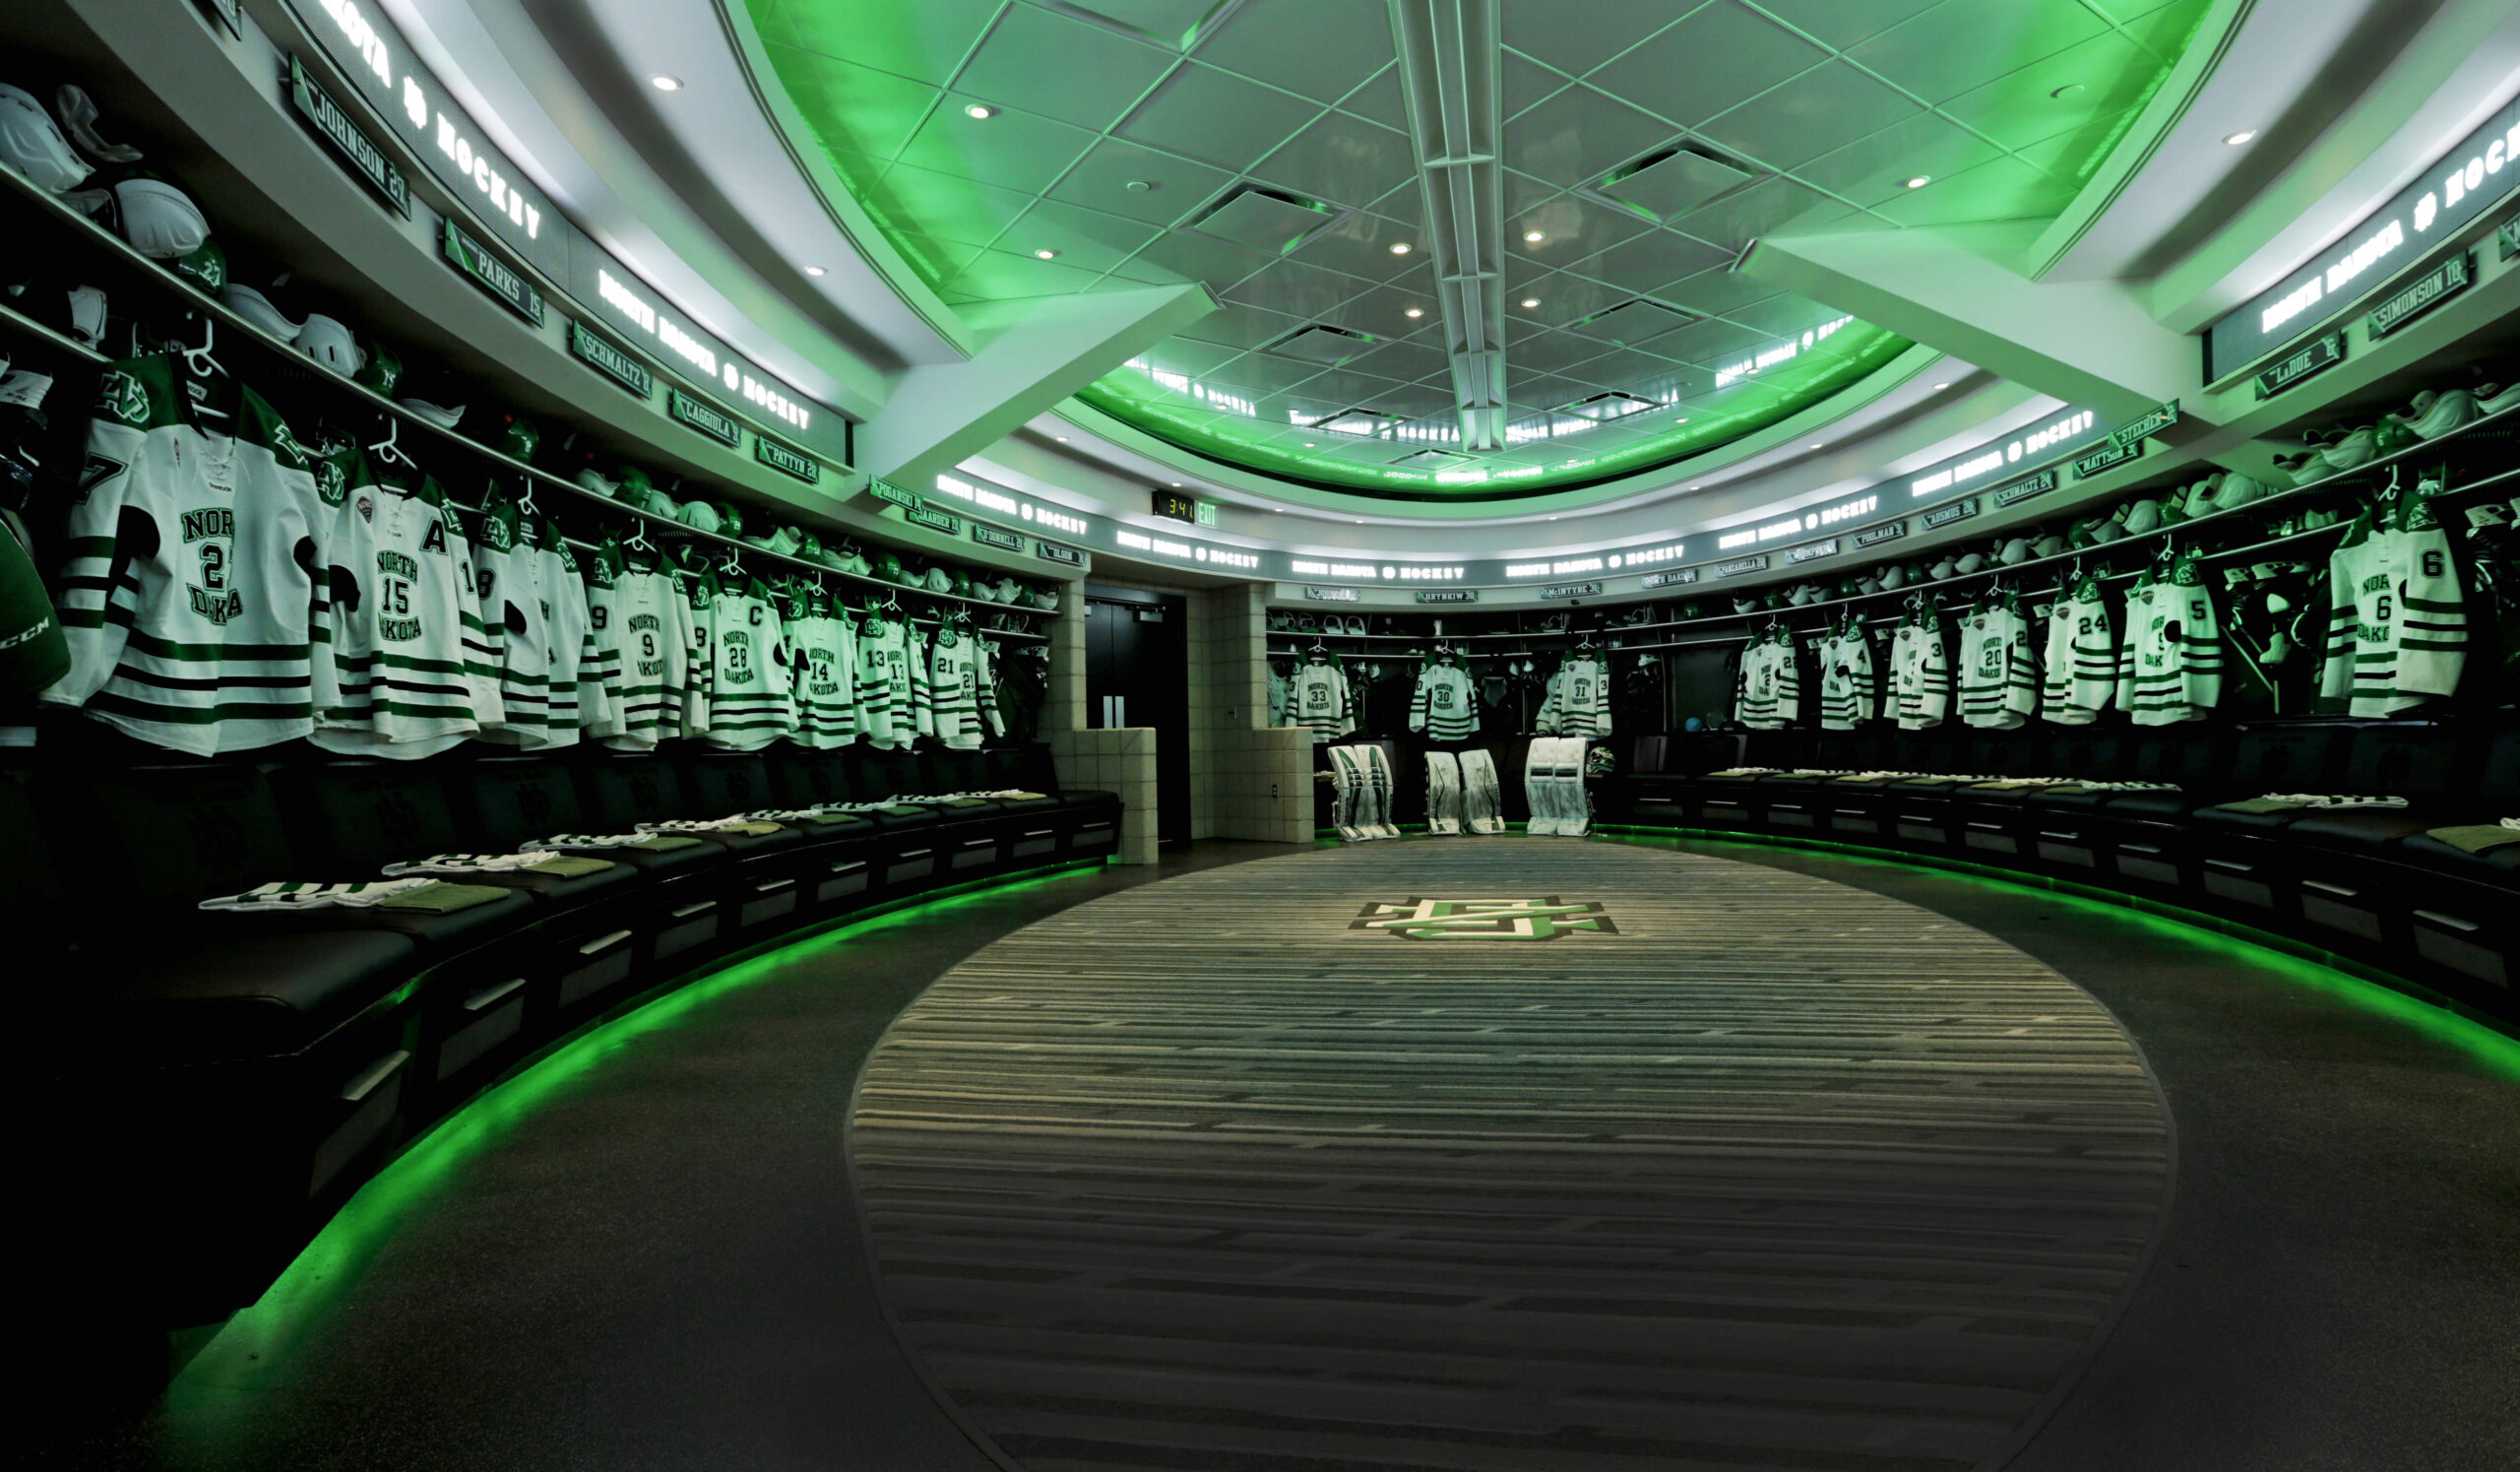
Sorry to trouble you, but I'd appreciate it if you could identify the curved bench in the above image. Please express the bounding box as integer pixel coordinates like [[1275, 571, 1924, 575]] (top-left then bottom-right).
[[7, 741, 1117, 1326], [1598, 719, 2520, 1029]]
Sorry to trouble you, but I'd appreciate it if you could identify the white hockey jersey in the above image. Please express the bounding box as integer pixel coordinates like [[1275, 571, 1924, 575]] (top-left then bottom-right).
[[783, 582, 859, 749], [1292, 658, 1354, 742], [313, 456, 502, 758], [2117, 554, 2222, 725], [975, 636, 1006, 739], [587, 543, 692, 752], [2040, 574, 2113, 726], [466, 492, 551, 746], [1543, 655, 1612, 737], [1267, 666, 1290, 727], [669, 552, 720, 738], [923, 625, 991, 749], [854, 610, 915, 749], [1734, 629, 1798, 730], [2320, 481, 2467, 716], [704, 572, 796, 750], [1817, 625, 1875, 730], [1956, 597, 2036, 730], [42, 355, 329, 755], [1890, 610, 1949, 730], [528, 516, 600, 747], [1408, 661, 1480, 740]]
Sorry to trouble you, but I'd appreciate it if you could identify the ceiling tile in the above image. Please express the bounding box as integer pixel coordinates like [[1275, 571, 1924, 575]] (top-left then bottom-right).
[[1110, 224, 1281, 288], [1318, 282, 1444, 341], [1722, 292, 1853, 339], [1695, 61, 1923, 171], [1343, 337, 1450, 383], [1172, 299, 1306, 349], [1248, 111, 1418, 211], [1655, 267, 1780, 318], [1588, 3, 1828, 130], [1868, 154, 2075, 226], [763, 47, 939, 160], [1222, 256, 1376, 320], [1792, 110, 2004, 209], [1193, 0, 1393, 102], [1204, 352, 1334, 395], [895, 95, 1099, 193], [1656, 316, 1774, 366], [1563, 347, 1690, 392], [1503, 371, 1598, 414], [1562, 229, 1732, 291], [1501, 85, 1679, 187], [998, 197, 1163, 272], [1499, 169, 1558, 217], [1336, 65, 1407, 129], [1937, 32, 2159, 152], [1512, 272, 1630, 328], [1846, 0, 2109, 105], [942, 248, 1109, 299], [2122, 0, 2213, 60], [1291, 367, 1411, 409], [1046, 137, 1235, 225], [1135, 338, 1243, 377], [756, 0, 1000, 88], [956, 3, 1178, 129], [1671, 175, 1853, 246], [858, 158, 1040, 248], [1117, 63, 1326, 171], [1502, 48, 1572, 120], [1058, 0, 1220, 46], [1563, 298, 1699, 347], [886, 233, 985, 283], [1506, 191, 1657, 266], [1356, 381, 1457, 417], [1500, 1, 1683, 81], [1509, 327, 1615, 377], [1290, 213, 1429, 284], [1741, 0, 1941, 51]]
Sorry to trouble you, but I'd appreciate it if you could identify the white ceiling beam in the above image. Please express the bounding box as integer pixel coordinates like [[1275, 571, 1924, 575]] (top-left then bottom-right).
[[857, 284, 1217, 488], [1388, 0, 1507, 452], [1741, 224, 2203, 430]]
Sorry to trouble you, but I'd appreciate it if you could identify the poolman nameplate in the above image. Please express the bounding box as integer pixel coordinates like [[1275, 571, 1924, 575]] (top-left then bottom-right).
[[1854, 521, 1908, 548]]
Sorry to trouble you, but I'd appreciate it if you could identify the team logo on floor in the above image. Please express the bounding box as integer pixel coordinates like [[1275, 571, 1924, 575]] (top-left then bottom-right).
[[1351, 897, 1618, 941]]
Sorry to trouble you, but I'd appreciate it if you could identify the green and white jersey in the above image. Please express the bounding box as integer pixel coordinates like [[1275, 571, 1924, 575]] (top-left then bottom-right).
[[1958, 597, 2036, 730], [1734, 630, 1789, 730], [854, 611, 915, 749], [1891, 611, 1949, 730], [1292, 658, 1353, 742], [1817, 626, 1875, 731], [588, 544, 691, 751], [976, 635, 1006, 738], [0, 503, 67, 699], [1548, 655, 1613, 736], [783, 582, 858, 749], [529, 517, 599, 746], [312, 452, 502, 758], [703, 572, 795, 751], [42, 354, 329, 755], [467, 492, 550, 745], [1408, 662, 1480, 740], [2040, 574, 2114, 726], [669, 549, 721, 738], [2320, 483, 2467, 716], [923, 626, 989, 749], [2116, 554, 2223, 725]]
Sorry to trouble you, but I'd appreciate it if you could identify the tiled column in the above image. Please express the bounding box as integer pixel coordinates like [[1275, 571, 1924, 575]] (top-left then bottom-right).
[[1041, 727, 1158, 864]]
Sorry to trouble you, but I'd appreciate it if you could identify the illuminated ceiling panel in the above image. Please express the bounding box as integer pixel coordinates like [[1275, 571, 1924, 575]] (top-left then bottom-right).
[[747, 0, 2211, 497]]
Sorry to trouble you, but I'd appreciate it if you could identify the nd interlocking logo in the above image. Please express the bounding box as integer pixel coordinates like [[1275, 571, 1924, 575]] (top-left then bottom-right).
[[1351, 896, 1618, 941]]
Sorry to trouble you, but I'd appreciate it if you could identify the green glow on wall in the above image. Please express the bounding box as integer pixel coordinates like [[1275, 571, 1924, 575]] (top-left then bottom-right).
[[160, 863, 1106, 1422]]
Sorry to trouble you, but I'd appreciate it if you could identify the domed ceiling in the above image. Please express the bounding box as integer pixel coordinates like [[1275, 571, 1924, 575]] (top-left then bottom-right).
[[744, 0, 2211, 499]]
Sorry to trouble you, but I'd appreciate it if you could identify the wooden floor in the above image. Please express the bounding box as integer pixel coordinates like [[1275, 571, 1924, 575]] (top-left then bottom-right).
[[849, 840, 2173, 1472]]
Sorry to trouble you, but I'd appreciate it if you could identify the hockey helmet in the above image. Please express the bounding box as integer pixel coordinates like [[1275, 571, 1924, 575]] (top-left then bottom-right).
[[354, 338, 403, 395], [1996, 538, 2032, 566], [296, 314, 362, 376], [0, 83, 89, 192], [874, 551, 909, 585], [2119, 497, 2164, 536], [172, 236, 225, 293], [922, 566, 952, 594], [676, 499, 723, 535], [2409, 388, 2480, 440], [1878, 562, 1906, 590], [51, 83, 141, 166], [1928, 554, 1958, 581], [221, 282, 302, 343], [573, 465, 620, 498], [110, 172, 210, 259], [2033, 533, 2068, 559]]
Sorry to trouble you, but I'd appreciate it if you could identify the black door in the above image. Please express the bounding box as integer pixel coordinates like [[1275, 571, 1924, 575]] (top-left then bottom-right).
[[1085, 587, 1191, 846]]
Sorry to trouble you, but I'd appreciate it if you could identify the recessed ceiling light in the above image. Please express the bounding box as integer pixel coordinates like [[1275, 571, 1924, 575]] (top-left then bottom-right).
[[1521, 297, 1540, 308], [1673, 416, 1689, 424], [1548, 515, 1558, 521], [1055, 436, 1069, 442], [1811, 442, 1824, 449], [2049, 83, 2085, 100], [1170, 481, 1182, 486], [1390, 242, 1412, 255], [1524, 229, 1544, 242], [1689, 484, 1701, 490], [965, 103, 994, 119], [803, 265, 827, 277], [1933, 381, 1949, 390], [1405, 306, 1423, 318], [1304, 441, 1316, 446], [650, 75, 684, 92], [1904, 175, 1929, 189], [2224, 129, 2257, 146], [1035, 248, 1059, 259]]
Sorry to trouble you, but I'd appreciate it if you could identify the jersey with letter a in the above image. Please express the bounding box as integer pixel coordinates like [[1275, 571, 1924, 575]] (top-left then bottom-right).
[[43, 355, 328, 754], [2117, 554, 2222, 725], [2320, 480, 2467, 716], [313, 454, 502, 758], [1408, 662, 1480, 740]]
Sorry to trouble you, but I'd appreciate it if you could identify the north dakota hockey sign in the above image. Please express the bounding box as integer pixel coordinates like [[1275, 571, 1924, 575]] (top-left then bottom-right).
[[1350, 897, 1618, 940]]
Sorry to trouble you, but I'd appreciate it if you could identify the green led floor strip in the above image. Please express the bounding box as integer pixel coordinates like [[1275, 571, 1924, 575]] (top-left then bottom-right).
[[1596, 824, 2520, 1071], [162, 859, 1109, 1404]]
